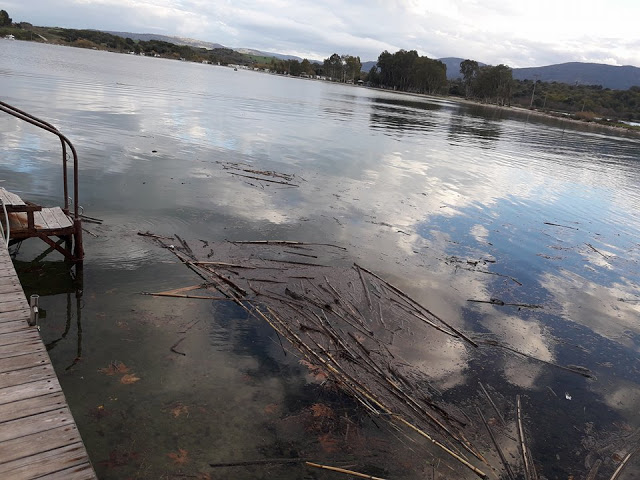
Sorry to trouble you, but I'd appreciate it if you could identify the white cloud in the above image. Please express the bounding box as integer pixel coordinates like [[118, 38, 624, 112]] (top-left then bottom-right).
[[6, 0, 640, 67]]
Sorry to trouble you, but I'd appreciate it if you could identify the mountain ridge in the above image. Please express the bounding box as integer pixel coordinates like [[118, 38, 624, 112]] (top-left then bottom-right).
[[102, 31, 640, 90]]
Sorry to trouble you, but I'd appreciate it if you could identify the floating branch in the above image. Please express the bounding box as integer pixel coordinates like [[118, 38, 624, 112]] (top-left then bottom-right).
[[516, 395, 537, 480], [544, 222, 579, 230], [586, 243, 610, 259], [609, 447, 639, 480], [476, 406, 516, 480], [479, 382, 506, 427], [481, 340, 593, 378], [468, 298, 543, 309], [228, 172, 300, 187], [170, 337, 186, 356], [305, 462, 388, 480], [209, 458, 307, 468]]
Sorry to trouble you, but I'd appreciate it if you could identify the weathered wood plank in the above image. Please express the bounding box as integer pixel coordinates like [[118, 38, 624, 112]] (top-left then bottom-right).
[[0, 187, 25, 206], [1, 408, 75, 448], [0, 424, 82, 465], [0, 351, 48, 375], [0, 320, 31, 334], [0, 311, 30, 324], [0, 340, 45, 359], [50, 207, 73, 229], [0, 291, 28, 303], [0, 283, 24, 294], [0, 363, 56, 389], [0, 329, 40, 346], [0, 351, 48, 374], [0, 300, 30, 314], [0, 407, 74, 443], [0, 442, 88, 480], [0, 392, 66, 423], [36, 462, 96, 480], [39, 209, 57, 229], [0, 277, 22, 287], [0, 377, 61, 405], [0, 217, 96, 478]]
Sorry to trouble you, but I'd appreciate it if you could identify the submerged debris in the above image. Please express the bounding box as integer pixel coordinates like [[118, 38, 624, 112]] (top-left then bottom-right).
[[143, 233, 602, 478]]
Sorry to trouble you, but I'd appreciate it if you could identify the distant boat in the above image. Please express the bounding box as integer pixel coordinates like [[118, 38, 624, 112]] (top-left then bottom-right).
[[4, 35, 15, 40]]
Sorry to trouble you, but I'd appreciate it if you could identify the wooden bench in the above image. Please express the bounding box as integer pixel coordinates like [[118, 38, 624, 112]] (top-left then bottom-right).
[[0, 188, 73, 240]]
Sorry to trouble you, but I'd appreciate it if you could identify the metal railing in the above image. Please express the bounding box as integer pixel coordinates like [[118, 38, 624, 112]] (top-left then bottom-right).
[[0, 197, 9, 247], [0, 100, 79, 221]]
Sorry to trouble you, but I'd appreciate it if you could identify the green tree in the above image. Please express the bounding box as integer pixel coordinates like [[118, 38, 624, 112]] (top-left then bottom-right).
[[460, 59, 479, 97], [300, 58, 313, 76], [412, 57, 447, 94], [323, 53, 343, 81], [0, 10, 12, 27], [343, 55, 362, 83]]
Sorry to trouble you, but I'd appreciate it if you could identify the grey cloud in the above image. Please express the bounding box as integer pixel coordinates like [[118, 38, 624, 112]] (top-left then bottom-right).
[[5, 0, 639, 67]]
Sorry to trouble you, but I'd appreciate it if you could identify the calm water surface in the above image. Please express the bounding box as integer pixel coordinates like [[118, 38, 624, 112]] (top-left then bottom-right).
[[2, 41, 640, 479]]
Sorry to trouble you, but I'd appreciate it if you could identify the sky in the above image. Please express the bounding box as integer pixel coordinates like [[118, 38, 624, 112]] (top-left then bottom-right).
[[3, 0, 640, 68]]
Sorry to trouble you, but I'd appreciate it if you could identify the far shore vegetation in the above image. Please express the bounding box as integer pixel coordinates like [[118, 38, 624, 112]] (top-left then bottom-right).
[[2, 9, 639, 132]]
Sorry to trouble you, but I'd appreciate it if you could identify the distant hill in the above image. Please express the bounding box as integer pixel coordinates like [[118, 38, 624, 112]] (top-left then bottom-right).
[[233, 48, 306, 61], [512, 62, 640, 90], [101, 31, 640, 90], [362, 60, 377, 72], [104, 31, 225, 50], [438, 57, 487, 79]]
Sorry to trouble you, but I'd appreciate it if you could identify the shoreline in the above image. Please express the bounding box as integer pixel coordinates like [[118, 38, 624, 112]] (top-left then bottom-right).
[[363, 86, 640, 139]]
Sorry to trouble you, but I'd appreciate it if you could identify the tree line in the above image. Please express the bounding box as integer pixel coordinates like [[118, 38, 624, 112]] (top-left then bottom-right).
[[367, 50, 447, 95]]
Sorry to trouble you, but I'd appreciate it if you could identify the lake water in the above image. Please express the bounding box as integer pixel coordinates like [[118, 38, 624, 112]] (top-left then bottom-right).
[[2, 40, 640, 479]]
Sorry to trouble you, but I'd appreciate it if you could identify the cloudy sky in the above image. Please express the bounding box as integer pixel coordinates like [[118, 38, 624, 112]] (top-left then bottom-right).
[[4, 0, 640, 67]]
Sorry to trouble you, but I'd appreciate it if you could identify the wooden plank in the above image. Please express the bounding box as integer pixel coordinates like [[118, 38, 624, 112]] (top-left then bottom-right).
[[0, 277, 22, 287], [0, 269, 22, 279], [0, 339, 45, 359], [0, 300, 29, 314], [0, 310, 30, 323], [0, 424, 82, 465], [0, 188, 25, 206], [0, 363, 56, 389], [0, 320, 31, 334], [50, 207, 73, 229], [0, 377, 60, 406], [0, 291, 28, 303], [33, 210, 49, 229], [0, 392, 66, 424], [0, 442, 89, 480], [0, 227, 96, 479], [0, 329, 40, 346], [39, 209, 58, 230], [0, 351, 48, 374], [0, 407, 73, 443], [0, 284, 24, 294], [36, 462, 96, 480]]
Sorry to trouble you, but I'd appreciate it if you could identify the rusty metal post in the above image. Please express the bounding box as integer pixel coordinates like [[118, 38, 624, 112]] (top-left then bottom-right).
[[73, 218, 84, 261]]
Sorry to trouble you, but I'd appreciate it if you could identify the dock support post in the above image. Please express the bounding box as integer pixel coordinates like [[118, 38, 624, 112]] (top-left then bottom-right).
[[29, 294, 39, 326], [73, 218, 84, 261]]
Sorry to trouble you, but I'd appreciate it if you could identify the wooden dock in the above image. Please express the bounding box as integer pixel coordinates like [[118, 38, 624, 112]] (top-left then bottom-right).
[[0, 245, 96, 479]]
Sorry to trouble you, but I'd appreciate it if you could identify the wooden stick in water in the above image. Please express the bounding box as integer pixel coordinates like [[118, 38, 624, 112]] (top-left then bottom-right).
[[354, 263, 478, 347], [479, 382, 506, 427], [209, 458, 307, 467], [305, 462, 388, 480], [609, 447, 638, 480], [476, 407, 516, 480], [516, 395, 536, 480]]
